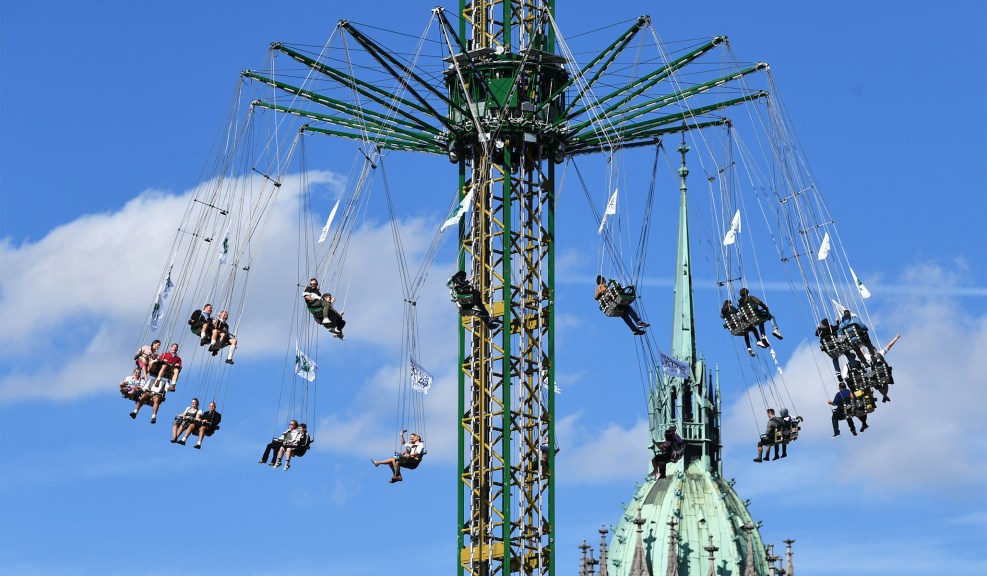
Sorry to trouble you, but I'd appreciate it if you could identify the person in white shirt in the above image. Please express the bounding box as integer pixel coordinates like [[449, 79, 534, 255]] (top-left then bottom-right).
[[170, 398, 202, 444], [372, 430, 426, 483]]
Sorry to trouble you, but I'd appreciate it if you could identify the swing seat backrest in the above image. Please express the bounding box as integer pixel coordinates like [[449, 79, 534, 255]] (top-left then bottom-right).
[[820, 333, 852, 358], [599, 281, 635, 317], [842, 324, 865, 345], [786, 420, 801, 442], [293, 436, 314, 458], [722, 309, 753, 336]]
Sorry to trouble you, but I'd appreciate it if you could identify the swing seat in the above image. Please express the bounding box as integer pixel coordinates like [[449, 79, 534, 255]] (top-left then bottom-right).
[[842, 324, 867, 346], [723, 305, 760, 336], [599, 281, 635, 317], [819, 333, 853, 358], [868, 360, 894, 386], [291, 436, 314, 458], [846, 368, 869, 391], [783, 419, 802, 443], [450, 284, 479, 316], [853, 389, 876, 414]]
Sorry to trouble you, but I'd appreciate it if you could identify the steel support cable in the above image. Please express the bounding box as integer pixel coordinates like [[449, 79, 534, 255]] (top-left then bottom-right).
[[761, 85, 880, 343], [546, 12, 618, 153], [571, 159, 631, 282], [726, 125, 827, 410], [646, 24, 725, 194]]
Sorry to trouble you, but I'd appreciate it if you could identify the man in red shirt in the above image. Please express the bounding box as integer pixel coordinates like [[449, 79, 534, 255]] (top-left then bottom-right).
[[131, 343, 182, 424], [153, 342, 183, 388]]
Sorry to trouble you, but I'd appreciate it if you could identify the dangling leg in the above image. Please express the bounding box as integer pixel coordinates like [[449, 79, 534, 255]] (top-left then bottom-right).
[[225, 339, 237, 365], [770, 317, 783, 340], [743, 330, 756, 356]]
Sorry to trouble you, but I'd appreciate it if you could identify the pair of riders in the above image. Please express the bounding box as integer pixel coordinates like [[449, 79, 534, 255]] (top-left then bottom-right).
[[188, 303, 238, 364], [721, 287, 782, 356], [303, 279, 345, 339]]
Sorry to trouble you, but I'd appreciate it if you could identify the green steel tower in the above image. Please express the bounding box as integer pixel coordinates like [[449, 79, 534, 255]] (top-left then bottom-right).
[[241, 3, 770, 575], [604, 142, 770, 575]]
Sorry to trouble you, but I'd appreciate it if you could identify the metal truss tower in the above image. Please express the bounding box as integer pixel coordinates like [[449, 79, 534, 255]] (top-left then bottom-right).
[[241, 3, 770, 575]]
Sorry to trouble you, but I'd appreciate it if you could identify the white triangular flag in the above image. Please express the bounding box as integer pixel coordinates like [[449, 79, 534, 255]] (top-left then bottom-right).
[[598, 188, 618, 234], [410, 358, 433, 395], [440, 190, 474, 232], [850, 267, 871, 299], [318, 199, 340, 244], [722, 210, 741, 245], [294, 344, 317, 382], [217, 224, 231, 264], [817, 232, 831, 260]]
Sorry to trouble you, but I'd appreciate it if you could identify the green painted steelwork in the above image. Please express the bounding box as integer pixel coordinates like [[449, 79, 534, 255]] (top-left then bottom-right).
[[240, 4, 776, 575]]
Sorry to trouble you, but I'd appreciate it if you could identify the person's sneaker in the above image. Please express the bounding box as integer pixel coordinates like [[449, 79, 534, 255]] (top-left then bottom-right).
[[850, 429, 857, 436], [753, 457, 763, 463], [335, 332, 345, 341], [170, 438, 178, 443], [747, 347, 755, 357], [211, 349, 219, 356], [259, 460, 267, 464], [270, 461, 279, 467], [151, 415, 157, 424], [860, 424, 869, 432], [772, 327, 783, 340], [832, 432, 840, 438], [322, 318, 331, 325], [225, 358, 234, 365], [283, 463, 290, 471], [177, 439, 186, 445], [756, 340, 769, 348], [194, 444, 201, 449], [200, 336, 210, 346], [130, 411, 137, 420], [633, 329, 646, 336], [637, 322, 650, 329]]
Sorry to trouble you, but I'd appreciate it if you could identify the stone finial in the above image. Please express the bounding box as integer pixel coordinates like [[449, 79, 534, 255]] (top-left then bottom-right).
[[704, 534, 719, 576], [783, 539, 796, 576]]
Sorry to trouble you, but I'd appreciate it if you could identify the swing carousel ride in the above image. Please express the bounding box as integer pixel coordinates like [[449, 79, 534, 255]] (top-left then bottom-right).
[[124, 2, 897, 575]]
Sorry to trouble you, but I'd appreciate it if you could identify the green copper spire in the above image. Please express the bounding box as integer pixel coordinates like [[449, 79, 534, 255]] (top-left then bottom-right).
[[671, 137, 697, 366]]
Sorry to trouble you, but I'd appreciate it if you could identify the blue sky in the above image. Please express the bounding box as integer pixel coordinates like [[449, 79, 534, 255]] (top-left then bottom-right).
[[2, 2, 985, 575]]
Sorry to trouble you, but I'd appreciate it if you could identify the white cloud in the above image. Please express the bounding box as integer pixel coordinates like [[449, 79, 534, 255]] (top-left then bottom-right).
[[0, 171, 464, 404], [723, 262, 987, 497]]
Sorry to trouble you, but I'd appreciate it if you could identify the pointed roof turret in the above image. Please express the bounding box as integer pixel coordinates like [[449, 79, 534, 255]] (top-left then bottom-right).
[[629, 513, 651, 576], [783, 539, 796, 576], [599, 525, 611, 576], [665, 518, 679, 576]]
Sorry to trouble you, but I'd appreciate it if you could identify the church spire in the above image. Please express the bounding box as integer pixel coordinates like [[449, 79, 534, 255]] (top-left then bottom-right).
[[671, 136, 696, 366]]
